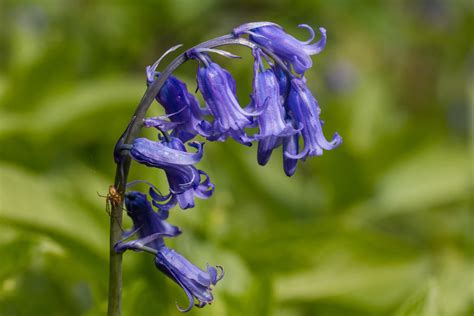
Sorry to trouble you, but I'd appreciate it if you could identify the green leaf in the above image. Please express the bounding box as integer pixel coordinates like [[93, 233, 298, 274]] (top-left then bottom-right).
[[373, 142, 471, 215], [0, 162, 108, 258]]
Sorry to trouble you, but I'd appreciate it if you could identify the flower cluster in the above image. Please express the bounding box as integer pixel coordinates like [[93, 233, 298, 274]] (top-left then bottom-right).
[[117, 21, 342, 312], [139, 21, 341, 177]]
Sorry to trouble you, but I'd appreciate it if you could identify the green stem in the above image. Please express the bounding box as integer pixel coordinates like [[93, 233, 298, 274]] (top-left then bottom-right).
[[106, 35, 287, 316]]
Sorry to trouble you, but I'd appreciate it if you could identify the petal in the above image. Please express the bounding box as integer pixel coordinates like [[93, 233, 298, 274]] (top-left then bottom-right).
[[176, 190, 196, 209], [216, 265, 225, 282], [131, 138, 203, 166], [207, 264, 217, 284], [304, 27, 327, 55], [152, 196, 177, 211], [315, 131, 343, 151], [149, 187, 171, 202], [283, 134, 300, 177], [237, 98, 270, 116], [176, 288, 195, 313], [194, 170, 215, 199], [292, 54, 313, 75], [166, 167, 195, 194], [257, 136, 278, 166], [284, 144, 309, 160], [196, 120, 213, 137], [297, 24, 315, 45]]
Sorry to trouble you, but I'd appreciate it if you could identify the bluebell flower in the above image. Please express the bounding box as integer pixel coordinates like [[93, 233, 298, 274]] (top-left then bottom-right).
[[233, 22, 327, 74], [271, 65, 302, 176], [115, 191, 181, 252], [155, 247, 224, 312], [250, 49, 300, 165], [130, 137, 214, 210], [115, 191, 223, 312], [251, 50, 293, 138], [146, 61, 206, 142], [284, 78, 342, 160], [188, 50, 263, 145]]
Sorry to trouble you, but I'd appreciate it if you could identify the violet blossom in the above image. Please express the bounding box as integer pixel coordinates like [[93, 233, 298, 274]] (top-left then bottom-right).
[[146, 61, 206, 142], [250, 48, 300, 165], [285, 77, 342, 160], [155, 247, 224, 312], [129, 137, 214, 210], [233, 22, 327, 74], [188, 50, 262, 145]]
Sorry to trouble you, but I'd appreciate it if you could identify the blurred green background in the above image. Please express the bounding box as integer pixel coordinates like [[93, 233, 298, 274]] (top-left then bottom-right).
[[0, 1, 472, 315]]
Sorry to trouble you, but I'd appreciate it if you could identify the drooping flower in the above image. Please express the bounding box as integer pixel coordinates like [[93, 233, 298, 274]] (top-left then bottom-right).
[[155, 246, 224, 312], [115, 191, 181, 252], [129, 137, 214, 210], [188, 50, 261, 145], [146, 64, 206, 142], [233, 22, 327, 74], [271, 64, 301, 176], [284, 78, 342, 160], [115, 191, 223, 313], [250, 48, 299, 165]]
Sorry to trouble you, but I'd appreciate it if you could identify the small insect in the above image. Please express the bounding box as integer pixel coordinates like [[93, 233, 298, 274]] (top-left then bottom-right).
[[98, 185, 123, 216]]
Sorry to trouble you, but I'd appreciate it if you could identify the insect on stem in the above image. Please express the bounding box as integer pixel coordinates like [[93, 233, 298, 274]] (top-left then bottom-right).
[[98, 185, 124, 215]]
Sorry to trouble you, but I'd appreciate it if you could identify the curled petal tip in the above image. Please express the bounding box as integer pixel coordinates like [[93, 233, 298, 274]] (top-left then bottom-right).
[[297, 24, 315, 44], [188, 141, 203, 151], [304, 27, 327, 55], [216, 265, 225, 282], [284, 146, 309, 160], [317, 131, 343, 151], [330, 132, 343, 147], [176, 299, 194, 313]]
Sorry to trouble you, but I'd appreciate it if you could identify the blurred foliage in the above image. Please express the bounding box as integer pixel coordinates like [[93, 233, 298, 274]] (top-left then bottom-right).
[[0, 0, 472, 315]]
